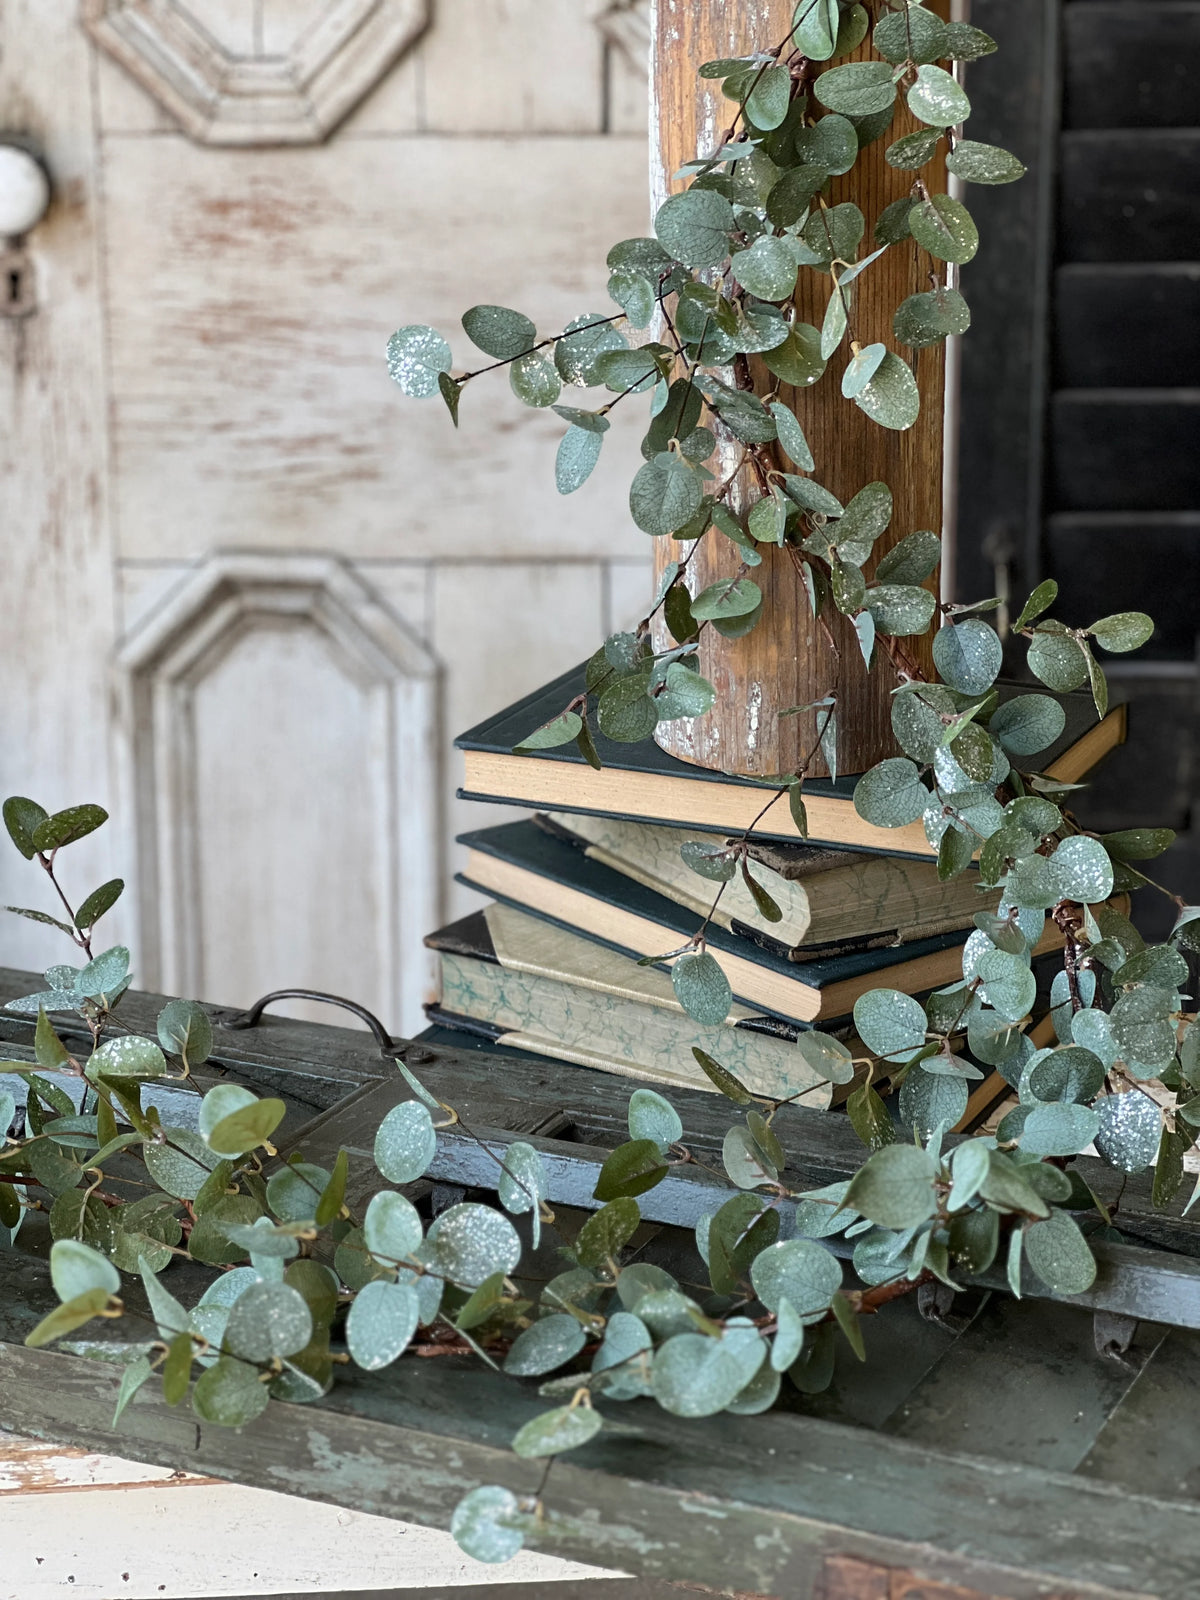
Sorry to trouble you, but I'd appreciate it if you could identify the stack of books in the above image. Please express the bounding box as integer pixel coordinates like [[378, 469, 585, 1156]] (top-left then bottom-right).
[[420, 662, 1126, 1118]]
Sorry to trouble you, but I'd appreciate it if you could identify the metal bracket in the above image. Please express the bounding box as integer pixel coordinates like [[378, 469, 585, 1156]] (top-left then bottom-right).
[[1094, 1308, 1140, 1362]]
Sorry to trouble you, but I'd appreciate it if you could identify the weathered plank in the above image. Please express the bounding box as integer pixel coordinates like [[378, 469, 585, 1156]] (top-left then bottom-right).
[[884, 1295, 1166, 1473], [1063, 1, 1200, 130], [0, 1289, 1194, 1600], [954, 0, 1061, 601], [1053, 264, 1200, 389], [1078, 1326, 1200, 1501], [1058, 130, 1200, 263], [1047, 513, 1200, 659], [0, 1431, 615, 1596], [1049, 391, 1200, 510]]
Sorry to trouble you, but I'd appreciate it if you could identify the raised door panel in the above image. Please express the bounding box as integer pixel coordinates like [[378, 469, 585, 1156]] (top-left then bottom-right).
[[101, 134, 650, 563], [115, 556, 438, 1031]]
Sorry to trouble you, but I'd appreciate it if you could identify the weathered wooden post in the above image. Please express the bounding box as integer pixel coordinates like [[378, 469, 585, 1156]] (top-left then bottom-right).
[[650, 1, 950, 779]]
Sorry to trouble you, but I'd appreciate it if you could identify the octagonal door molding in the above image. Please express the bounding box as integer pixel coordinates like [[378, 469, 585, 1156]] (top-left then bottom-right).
[[82, 0, 430, 144]]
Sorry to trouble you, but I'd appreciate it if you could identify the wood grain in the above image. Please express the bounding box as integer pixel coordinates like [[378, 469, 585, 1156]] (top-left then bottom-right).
[[650, 3, 948, 778]]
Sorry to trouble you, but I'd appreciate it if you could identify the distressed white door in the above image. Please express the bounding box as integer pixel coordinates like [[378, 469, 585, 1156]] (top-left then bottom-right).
[[0, 0, 652, 1033]]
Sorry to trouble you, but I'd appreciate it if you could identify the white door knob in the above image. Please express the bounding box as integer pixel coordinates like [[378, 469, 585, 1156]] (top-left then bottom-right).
[[0, 144, 50, 238]]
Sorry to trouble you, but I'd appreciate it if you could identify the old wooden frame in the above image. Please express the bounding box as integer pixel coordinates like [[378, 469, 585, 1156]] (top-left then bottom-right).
[[3, 968, 1200, 1598]]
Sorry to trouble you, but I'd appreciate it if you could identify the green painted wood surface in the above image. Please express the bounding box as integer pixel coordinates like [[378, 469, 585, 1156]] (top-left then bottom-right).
[[5, 967, 1200, 1597]]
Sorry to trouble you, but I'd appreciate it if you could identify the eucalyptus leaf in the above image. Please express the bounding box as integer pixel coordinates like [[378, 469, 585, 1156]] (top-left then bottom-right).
[[386, 325, 451, 399], [462, 304, 535, 361], [374, 1101, 437, 1185]]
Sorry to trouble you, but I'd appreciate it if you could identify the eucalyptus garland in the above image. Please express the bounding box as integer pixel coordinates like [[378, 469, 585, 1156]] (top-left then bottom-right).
[[4, 1, 1198, 1571]]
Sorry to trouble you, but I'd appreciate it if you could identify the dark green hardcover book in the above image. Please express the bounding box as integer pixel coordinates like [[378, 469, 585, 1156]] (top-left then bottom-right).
[[455, 663, 1125, 859]]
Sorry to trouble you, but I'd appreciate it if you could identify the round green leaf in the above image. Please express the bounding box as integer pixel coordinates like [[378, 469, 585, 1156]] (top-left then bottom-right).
[[746, 60, 792, 129], [1021, 1102, 1100, 1158], [766, 163, 829, 227], [1023, 1209, 1097, 1295], [504, 1313, 587, 1377], [89, 1036, 166, 1081], [989, 694, 1066, 756], [771, 1298, 806, 1371], [731, 235, 798, 301], [976, 948, 1037, 1022], [944, 21, 998, 59], [386, 325, 451, 398], [909, 193, 979, 264], [497, 1140, 547, 1218], [792, 0, 839, 60], [597, 677, 657, 743], [374, 1100, 436, 1184], [50, 1238, 119, 1303], [689, 577, 762, 622], [191, 1356, 270, 1427], [845, 1143, 937, 1230], [206, 1096, 286, 1158], [750, 1238, 842, 1316], [876, 529, 941, 586], [514, 711, 582, 753], [225, 1282, 312, 1362], [671, 949, 732, 1025], [554, 313, 627, 387], [865, 584, 936, 637], [156, 999, 213, 1064], [630, 452, 704, 536], [426, 1202, 521, 1289], [841, 341, 886, 399], [814, 61, 897, 117], [509, 351, 560, 408], [886, 127, 943, 171], [1111, 986, 1177, 1070], [628, 1088, 683, 1152], [1094, 1092, 1162, 1173], [555, 426, 604, 495], [894, 287, 971, 347], [874, 195, 916, 245], [264, 1161, 328, 1223], [898, 1066, 969, 1139], [873, 5, 947, 63], [577, 1197, 641, 1269], [143, 1127, 221, 1202], [762, 321, 826, 387], [794, 1030, 855, 1085], [854, 757, 928, 829], [933, 619, 1002, 695], [945, 139, 1027, 184], [461, 304, 535, 361], [906, 63, 972, 127], [1052, 836, 1114, 903], [1090, 611, 1154, 654], [512, 1403, 603, 1458], [345, 1280, 419, 1372], [450, 1485, 525, 1565], [652, 1332, 745, 1417], [854, 350, 920, 430], [364, 1189, 423, 1263], [654, 661, 717, 721], [654, 189, 735, 268], [853, 988, 928, 1061], [1027, 629, 1088, 692], [723, 1124, 778, 1190]]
